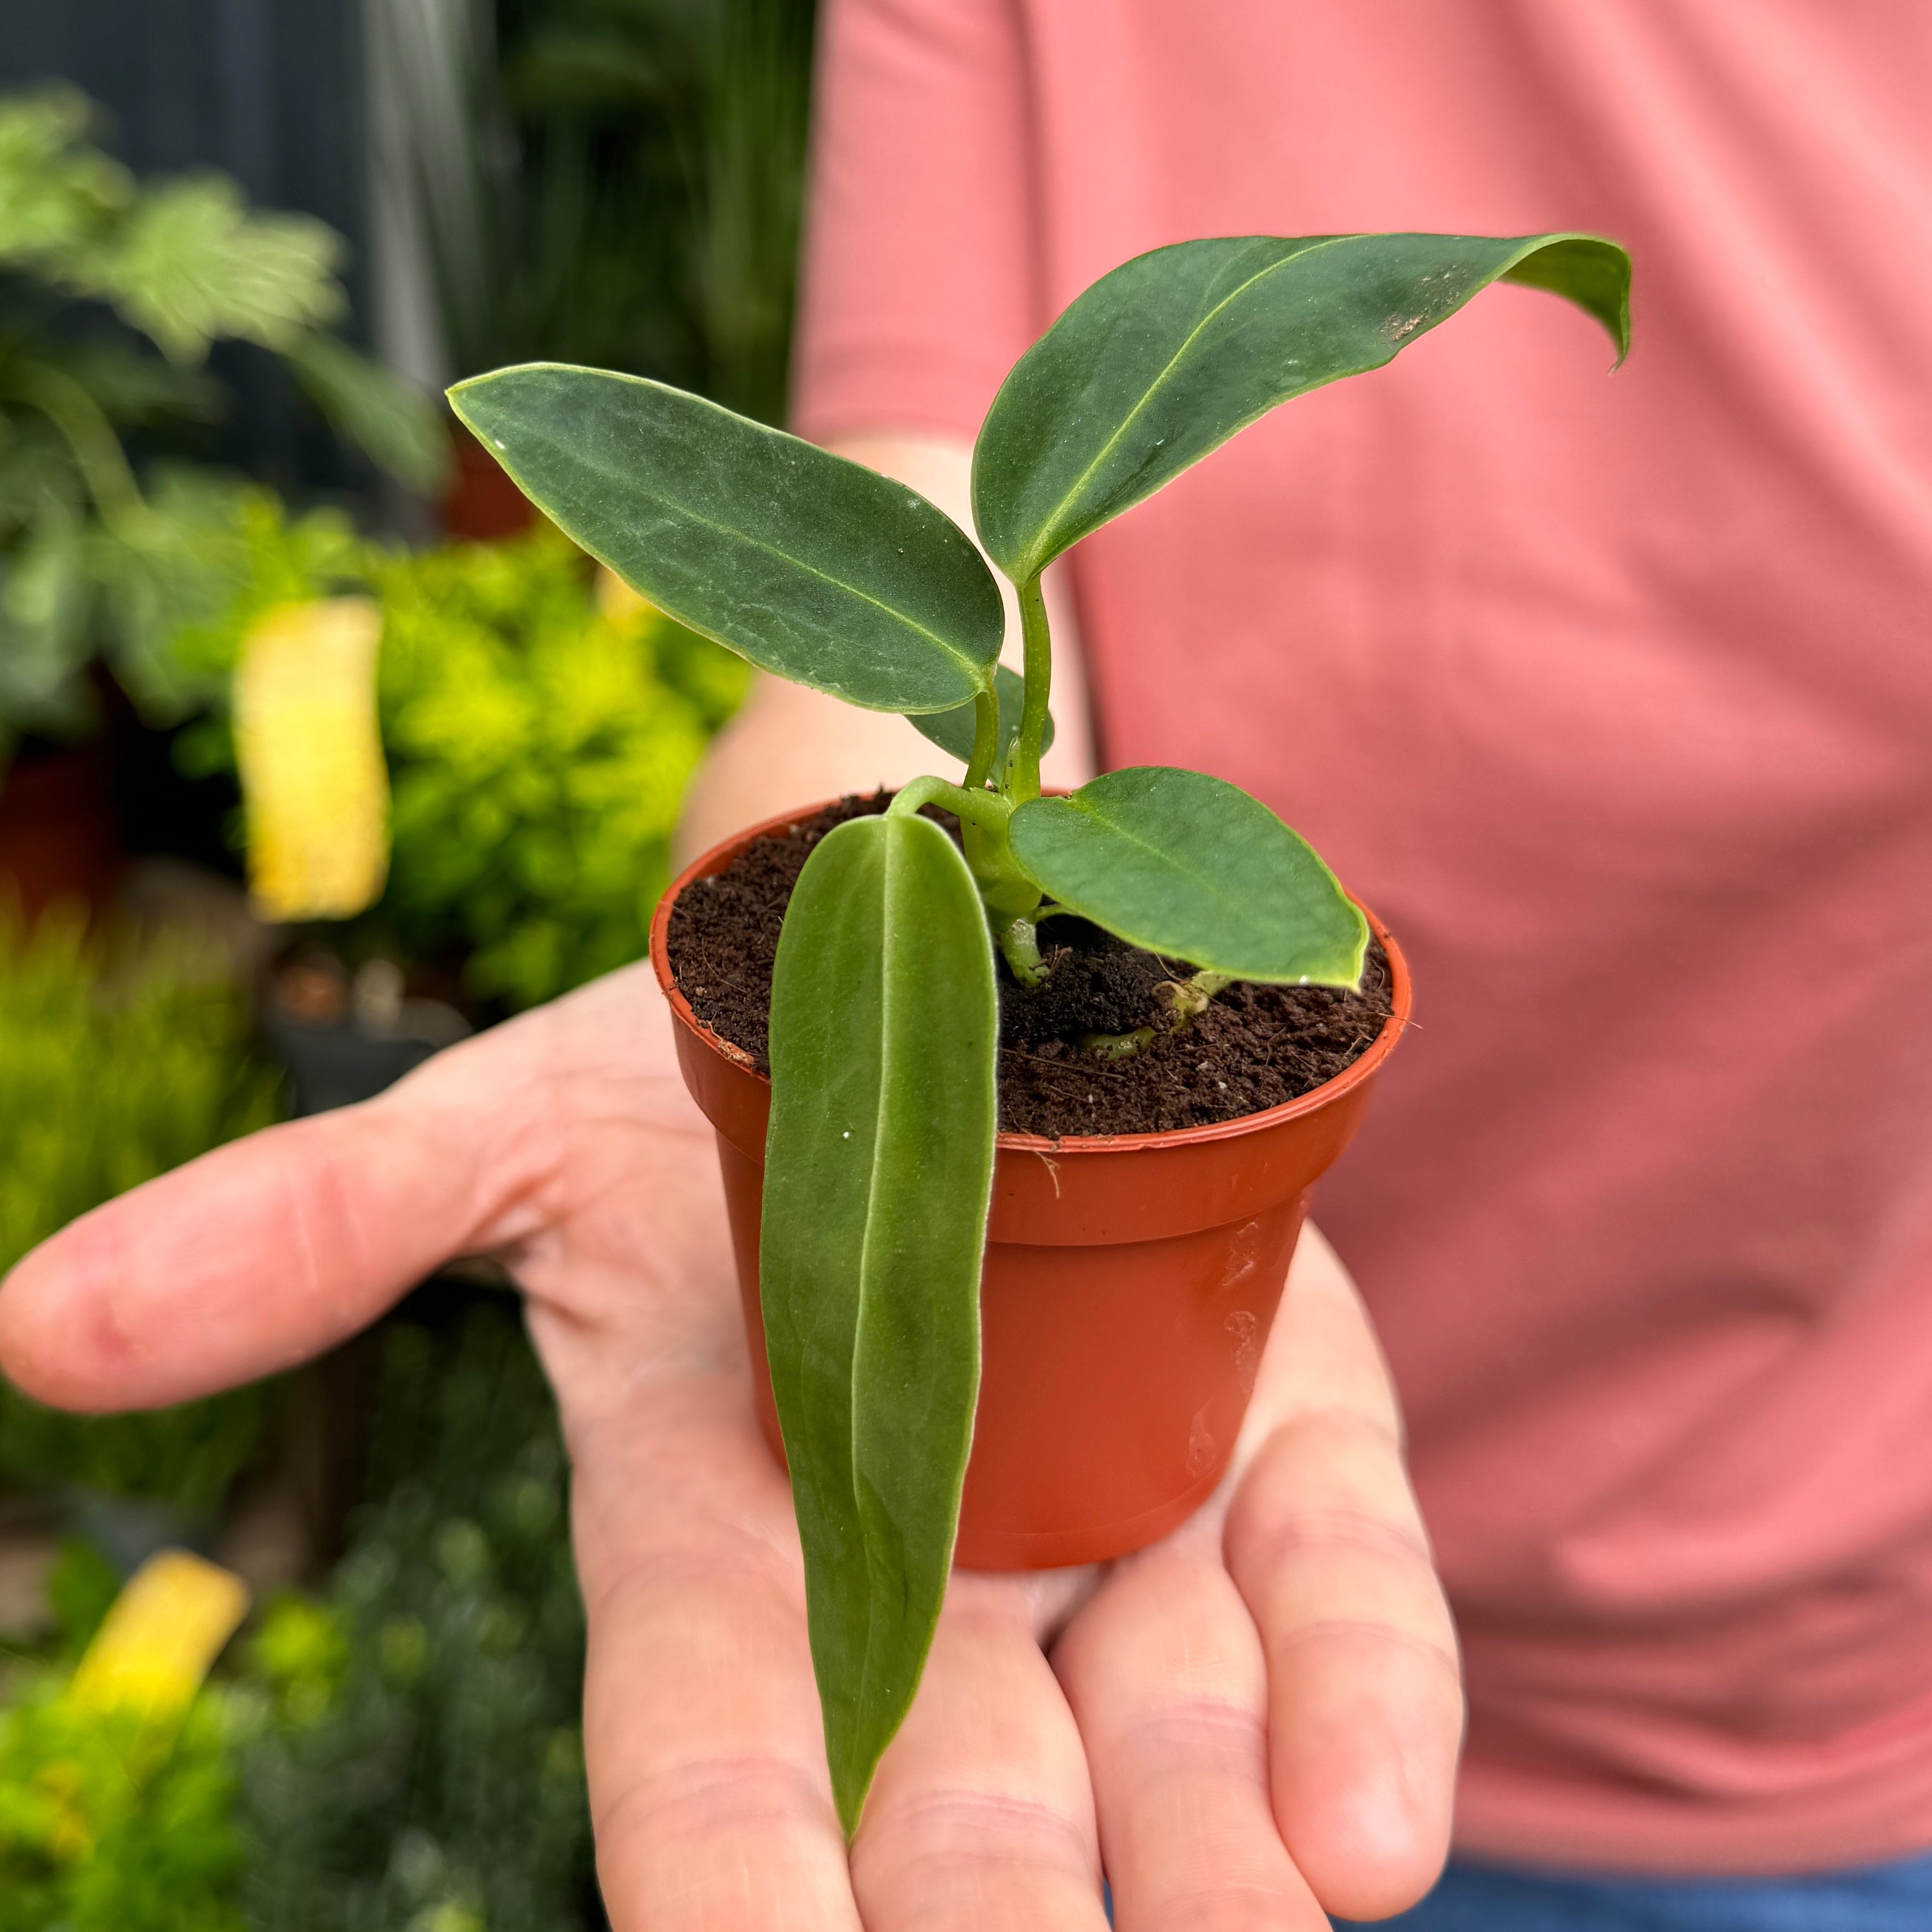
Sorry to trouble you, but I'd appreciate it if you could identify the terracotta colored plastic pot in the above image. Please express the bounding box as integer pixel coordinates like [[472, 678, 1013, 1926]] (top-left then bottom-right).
[[0, 739, 120, 917], [649, 800, 1411, 1570]]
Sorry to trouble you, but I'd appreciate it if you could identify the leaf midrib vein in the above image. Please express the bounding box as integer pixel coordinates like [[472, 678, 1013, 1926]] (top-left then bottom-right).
[[1025, 235, 1350, 566], [599, 463, 989, 680]]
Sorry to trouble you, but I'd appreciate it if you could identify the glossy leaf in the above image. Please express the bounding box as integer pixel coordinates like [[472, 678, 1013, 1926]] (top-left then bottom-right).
[[452, 363, 1004, 712], [909, 662, 1054, 769], [1010, 766, 1368, 985], [761, 811, 998, 1835], [973, 232, 1631, 581]]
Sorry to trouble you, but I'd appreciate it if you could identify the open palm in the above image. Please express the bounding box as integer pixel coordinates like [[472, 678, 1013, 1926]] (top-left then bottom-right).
[[0, 961, 1459, 1929]]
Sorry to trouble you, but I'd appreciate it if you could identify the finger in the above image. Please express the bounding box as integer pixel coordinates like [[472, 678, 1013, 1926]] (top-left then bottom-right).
[[850, 1573, 1107, 1931], [1055, 1535, 1329, 1930], [0, 978, 620, 1412], [1225, 1405, 1461, 1922], [569, 1380, 861, 1930]]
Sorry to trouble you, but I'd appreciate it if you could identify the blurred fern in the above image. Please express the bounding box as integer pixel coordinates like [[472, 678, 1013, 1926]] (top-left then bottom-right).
[[0, 85, 447, 761]]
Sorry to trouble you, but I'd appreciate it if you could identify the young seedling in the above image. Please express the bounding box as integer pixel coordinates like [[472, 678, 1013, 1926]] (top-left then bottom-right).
[[452, 231, 1631, 1834]]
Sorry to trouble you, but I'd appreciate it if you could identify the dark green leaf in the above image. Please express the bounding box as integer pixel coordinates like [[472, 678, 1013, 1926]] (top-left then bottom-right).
[[909, 662, 1054, 769], [1010, 767, 1367, 985], [973, 232, 1631, 581], [451, 364, 1004, 711], [761, 811, 998, 1835]]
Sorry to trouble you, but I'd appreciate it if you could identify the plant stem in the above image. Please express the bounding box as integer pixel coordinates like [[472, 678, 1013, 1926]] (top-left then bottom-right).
[[889, 773, 1042, 938], [886, 773, 1008, 837], [6, 357, 150, 539], [1010, 574, 1052, 803], [1078, 969, 1235, 1060], [997, 917, 1050, 987], [963, 683, 1001, 792]]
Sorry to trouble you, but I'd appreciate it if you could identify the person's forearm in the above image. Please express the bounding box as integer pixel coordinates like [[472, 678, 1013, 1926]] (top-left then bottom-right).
[[676, 432, 1094, 861]]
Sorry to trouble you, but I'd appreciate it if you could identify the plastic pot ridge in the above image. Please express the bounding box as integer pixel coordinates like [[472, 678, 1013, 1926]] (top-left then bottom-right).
[[649, 800, 1411, 1570]]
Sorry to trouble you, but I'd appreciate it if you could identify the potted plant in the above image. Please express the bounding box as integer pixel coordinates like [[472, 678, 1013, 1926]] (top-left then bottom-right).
[[450, 230, 1631, 1831]]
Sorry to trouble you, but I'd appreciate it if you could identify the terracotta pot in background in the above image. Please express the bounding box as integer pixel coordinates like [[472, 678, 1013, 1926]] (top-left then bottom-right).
[[649, 801, 1413, 1571], [440, 419, 538, 543], [0, 738, 121, 918]]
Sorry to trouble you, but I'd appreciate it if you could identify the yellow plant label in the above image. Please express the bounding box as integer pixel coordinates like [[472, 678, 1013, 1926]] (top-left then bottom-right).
[[68, 1550, 251, 1718], [235, 596, 389, 922]]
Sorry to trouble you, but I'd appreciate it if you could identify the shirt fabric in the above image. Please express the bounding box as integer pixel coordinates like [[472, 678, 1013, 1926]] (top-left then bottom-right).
[[791, 0, 1932, 1875]]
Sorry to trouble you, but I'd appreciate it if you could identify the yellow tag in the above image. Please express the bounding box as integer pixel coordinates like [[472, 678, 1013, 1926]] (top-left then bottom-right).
[[68, 1550, 250, 1718], [235, 596, 390, 922], [595, 564, 655, 623]]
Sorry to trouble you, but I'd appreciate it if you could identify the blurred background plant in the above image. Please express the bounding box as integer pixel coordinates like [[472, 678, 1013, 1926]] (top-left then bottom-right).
[[0, 905, 279, 1526], [373, 0, 817, 423], [241, 1297, 595, 1930], [161, 499, 750, 1008], [0, 86, 445, 767], [0, 1, 818, 1919]]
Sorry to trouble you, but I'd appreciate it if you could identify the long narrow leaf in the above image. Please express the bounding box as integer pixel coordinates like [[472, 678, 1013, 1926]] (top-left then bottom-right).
[[762, 811, 998, 1834], [452, 364, 1004, 712], [1010, 767, 1367, 985], [973, 231, 1631, 581]]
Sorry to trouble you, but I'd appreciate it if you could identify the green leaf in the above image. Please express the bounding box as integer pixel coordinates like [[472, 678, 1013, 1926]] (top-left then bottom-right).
[[450, 364, 1004, 713], [909, 662, 1054, 769], [973, 232, 1631, 581], [1009, 767, 1368, 985], [761, 811, 997, 1836], [286, 333, 451, 494], [79, 174, 345, 364]]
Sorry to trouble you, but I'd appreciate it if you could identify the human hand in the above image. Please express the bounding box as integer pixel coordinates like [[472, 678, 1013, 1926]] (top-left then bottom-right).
[[0, 963, 1459, 1927]]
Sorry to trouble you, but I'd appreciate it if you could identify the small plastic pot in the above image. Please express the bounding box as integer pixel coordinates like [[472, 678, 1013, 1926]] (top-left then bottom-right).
[[649, 801, 1411, 1570]]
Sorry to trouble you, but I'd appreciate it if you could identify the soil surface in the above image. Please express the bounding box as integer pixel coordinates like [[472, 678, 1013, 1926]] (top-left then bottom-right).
[[666, 793, 1394, 1137]]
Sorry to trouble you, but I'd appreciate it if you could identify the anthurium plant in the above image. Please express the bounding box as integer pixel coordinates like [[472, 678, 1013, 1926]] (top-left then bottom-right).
[[452, 231, 1631, 1831]]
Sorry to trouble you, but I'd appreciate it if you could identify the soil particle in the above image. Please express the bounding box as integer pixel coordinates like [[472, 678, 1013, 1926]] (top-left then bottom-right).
[[666, 793, 1393, 1137]]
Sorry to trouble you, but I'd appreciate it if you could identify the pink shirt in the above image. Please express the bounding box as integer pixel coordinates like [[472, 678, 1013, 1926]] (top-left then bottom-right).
[[792, 0, 1932, 1875]]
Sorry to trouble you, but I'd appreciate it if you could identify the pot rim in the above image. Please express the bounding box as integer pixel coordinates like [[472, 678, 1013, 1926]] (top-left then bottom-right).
[[649, 794, 1412, 1156]]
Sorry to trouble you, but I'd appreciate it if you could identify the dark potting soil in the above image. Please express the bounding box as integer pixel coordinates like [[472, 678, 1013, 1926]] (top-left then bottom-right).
[[665, 793, 1394, 1138]]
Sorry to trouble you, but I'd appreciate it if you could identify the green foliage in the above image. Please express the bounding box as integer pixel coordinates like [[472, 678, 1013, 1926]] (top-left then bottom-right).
[[239, 1301, 595, 1932], [762, 815, 995, 1833], [378, 530, 744, 1004], [973, 232, 1631, 582], [0, 84, 445, 757], [0, 1672, 248, 1932], [166, 503, 750, 1007], [0, 909, 280, 1515], [473, 227, 1633, 1823], [452, 365, 1004, 714], [382, 0, 817, 421], [1010, 768, 1368, 984]]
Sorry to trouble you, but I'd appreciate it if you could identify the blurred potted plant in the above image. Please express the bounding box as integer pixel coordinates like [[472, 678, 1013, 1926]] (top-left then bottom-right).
[[0, 86, 447, 908]]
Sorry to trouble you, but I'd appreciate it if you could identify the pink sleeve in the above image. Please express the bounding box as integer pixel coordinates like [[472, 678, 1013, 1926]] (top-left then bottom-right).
[[789, 0, 1039, 445]]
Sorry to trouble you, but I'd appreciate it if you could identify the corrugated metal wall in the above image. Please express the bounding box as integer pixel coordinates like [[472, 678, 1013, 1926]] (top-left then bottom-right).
[[0, 0, 375, 493]]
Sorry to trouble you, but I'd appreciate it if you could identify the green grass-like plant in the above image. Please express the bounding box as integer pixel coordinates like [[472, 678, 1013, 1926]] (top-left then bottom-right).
[[0, 908, 280, 1515], [453, 231, 1632, 1829]]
